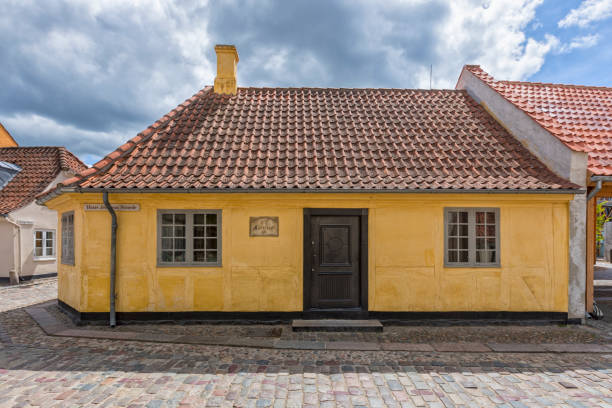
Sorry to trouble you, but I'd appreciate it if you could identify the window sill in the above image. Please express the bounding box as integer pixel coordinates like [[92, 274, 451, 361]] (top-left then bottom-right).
[[33, 257, 56, 262], [444, 264, 501, 268], [157, 263, 222, 268]]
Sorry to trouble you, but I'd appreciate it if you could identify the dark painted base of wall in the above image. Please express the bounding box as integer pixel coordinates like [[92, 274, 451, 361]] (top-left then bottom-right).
[[58, 301, 579, 326], [0, 272, 57, 284]]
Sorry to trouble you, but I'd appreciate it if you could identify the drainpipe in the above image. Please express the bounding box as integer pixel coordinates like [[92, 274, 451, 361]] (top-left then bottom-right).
[[587, 179, 603, 201], [102, 191, 117, 327], [3, 215, 21, 285]]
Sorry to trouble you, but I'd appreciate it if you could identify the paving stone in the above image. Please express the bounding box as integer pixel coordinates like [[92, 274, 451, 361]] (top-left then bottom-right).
[[431, 343, 491, 352], [273, 340, 325, 350], [381, 343, 434, 352], [486, 343, 547, 353], [324, 342, 380, 351], [542, 343, 612, 353]]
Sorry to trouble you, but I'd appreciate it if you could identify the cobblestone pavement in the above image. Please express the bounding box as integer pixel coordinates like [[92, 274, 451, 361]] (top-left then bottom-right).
[[2, 280, 612, 407], [0, 278, 57, 312]]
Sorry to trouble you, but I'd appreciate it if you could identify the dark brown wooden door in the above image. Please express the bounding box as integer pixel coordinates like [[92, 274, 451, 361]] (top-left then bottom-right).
[[309, 215, 361, 309]]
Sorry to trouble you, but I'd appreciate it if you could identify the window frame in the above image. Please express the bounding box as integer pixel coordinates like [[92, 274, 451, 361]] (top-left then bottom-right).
[[33, 229, 56, 260], [60, 211, 75, 266], [444, 207, 500, 268], [157, 209, 222, 267]]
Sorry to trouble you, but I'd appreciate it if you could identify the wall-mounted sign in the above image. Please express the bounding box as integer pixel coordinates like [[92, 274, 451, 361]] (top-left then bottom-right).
[[84, 203, 140, 211], [249, 216, 279, 237]]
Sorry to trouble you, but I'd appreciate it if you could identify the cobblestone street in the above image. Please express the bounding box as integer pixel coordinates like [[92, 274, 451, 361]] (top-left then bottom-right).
[[1, 280, 612, 407]]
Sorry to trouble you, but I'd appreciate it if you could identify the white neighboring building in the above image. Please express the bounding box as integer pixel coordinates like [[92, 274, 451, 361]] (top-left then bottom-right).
[[0, 147, 87, 283]]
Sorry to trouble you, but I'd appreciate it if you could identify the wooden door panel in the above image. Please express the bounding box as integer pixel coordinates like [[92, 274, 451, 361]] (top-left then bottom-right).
[[310, 215, 360, 309]]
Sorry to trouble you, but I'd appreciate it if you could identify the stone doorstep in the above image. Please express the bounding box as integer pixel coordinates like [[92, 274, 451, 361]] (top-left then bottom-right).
[[23, 305, 612, 353]]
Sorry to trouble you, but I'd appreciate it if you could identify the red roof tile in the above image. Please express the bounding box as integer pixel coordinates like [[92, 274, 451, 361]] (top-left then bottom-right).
[[47, 87, 578, 195], [0, 147, 87, 214], [464, 65, 612, 175]]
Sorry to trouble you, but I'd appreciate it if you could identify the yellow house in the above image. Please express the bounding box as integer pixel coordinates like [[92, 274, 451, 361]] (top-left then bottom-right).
[[0, 123, 18, 147], [39, 45, 584, 324]]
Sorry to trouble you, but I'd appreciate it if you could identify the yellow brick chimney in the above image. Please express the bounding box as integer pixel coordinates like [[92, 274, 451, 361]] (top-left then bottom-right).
[[214, 45, 239, 95]]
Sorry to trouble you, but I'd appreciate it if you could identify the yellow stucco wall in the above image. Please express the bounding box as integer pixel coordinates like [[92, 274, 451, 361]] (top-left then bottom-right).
[[46, 193, 571, 313]]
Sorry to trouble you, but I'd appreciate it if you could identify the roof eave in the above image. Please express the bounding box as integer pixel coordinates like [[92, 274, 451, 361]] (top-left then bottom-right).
[[38, 186, 585, 201]]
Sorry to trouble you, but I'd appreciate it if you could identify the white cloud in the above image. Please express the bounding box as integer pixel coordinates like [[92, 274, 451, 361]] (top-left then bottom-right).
[[557, 34, 600, 53], [427, 0, 556, 85], [558, 0, 612, 28]]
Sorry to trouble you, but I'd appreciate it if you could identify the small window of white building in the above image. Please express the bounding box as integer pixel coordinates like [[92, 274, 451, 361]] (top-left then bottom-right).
[[34, 229, 55, 259]]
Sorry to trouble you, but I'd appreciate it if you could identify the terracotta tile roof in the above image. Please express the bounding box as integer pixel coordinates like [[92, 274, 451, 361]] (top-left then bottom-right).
[[0, 147, 87, 214], [464, 65, 612, 175], [48, 87, 578, 196]]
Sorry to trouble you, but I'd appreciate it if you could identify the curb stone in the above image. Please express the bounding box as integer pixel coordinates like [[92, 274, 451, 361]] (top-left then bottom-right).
[[24, 304, 612, 353]]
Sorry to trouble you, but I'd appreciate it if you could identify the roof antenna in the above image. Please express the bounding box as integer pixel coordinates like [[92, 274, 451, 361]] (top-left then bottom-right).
[[429, 64, 433, 89]]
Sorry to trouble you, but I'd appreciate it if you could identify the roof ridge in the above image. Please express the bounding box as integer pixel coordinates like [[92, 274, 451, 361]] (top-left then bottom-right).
[[498, 80, 612, 90], [235, 87, 464, 92], [56, 86, 213, 190]]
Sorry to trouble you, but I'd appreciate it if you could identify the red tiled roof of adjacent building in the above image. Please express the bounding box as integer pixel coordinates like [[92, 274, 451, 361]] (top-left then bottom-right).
[[44, 87, 579, 197], [464, 65, 612, 175], [0, 147, 87, 214]]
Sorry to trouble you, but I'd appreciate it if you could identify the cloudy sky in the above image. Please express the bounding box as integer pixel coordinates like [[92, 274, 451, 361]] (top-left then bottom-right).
[[1, 0, 611, 165]]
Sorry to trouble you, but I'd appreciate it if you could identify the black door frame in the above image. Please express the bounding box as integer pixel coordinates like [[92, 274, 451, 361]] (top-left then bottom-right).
[[303, 208, 368, 313]]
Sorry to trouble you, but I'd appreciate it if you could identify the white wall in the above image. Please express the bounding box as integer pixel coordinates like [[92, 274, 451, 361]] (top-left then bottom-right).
[[1, 171, 75, 279]]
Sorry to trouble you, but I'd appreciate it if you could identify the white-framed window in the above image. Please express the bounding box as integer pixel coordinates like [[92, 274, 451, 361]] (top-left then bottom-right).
[[444, 208, 500, 267], [157, 210, 222, 267], [61, 211, 75, 265], [34, 229, 55, 259]]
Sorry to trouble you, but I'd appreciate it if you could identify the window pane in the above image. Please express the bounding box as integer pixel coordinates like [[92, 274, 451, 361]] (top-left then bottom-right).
[[449, 225, 457, 235], [174, 214, 186, 224], [194, 251, 205, 262], [206, 238, 217, 250], [161, 238, 173, 249], [162, 214, 174, 224], [459, 224, 468, 236], [194, 238, 205, 249], [487, 238, 496, 250], [193, 226, 205, 237], [193, 214, 205, 225], [449, 212, 457, 223], [476, 238, 485, 249], [206, 226, 217, 237], [45, 247, 53, 256], [448, 238, 457, 249], [489, 251, 496, 263], [161, 251, 173, 262], [475, 225, 485, 237], [174, 238, 186, 250], [161, 226, 173, 237], [475, 212, 485, 223], [35, 247, 42, 256], [35, 239, 42, 248], [448, 251, 457, 262], [206, 251, 218, 263], [486, 225, 495, 237], [459, 250, 468, 262], [35, 231, 43, 240], [174, 251, 185, 262], [459, 212, 468, 223], [486, 212, 496, 224], [174, 226, 185, 237], [459, 238, 468, 250], [206, 214, 217, 224]]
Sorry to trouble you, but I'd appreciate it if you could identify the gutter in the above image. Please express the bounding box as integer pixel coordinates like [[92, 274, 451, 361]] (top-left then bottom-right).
[[588, 176, 612, 201], [2, 215, 21, 285], [102, 191, 117, 327], [37, 186, 586, 205]]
